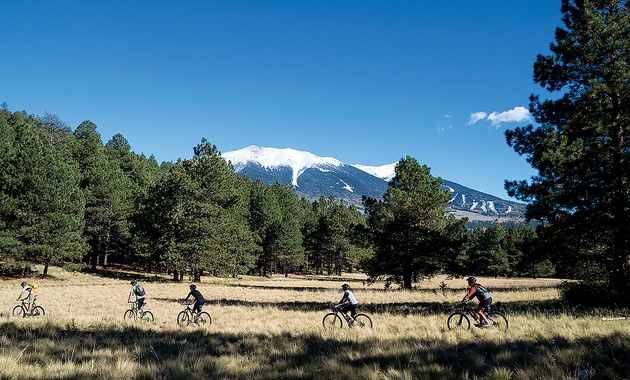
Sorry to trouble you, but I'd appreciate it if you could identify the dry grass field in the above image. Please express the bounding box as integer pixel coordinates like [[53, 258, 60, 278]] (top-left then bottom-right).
[[0, 267, 628, 379]]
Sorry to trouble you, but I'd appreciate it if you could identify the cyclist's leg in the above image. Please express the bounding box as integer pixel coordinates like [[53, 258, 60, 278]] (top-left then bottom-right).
[[135, 299, 142, 318], [350, 304, 359, 320], [139, 298, 146, 315], [478, 298, 492, 326], [193, 301, 204, 320], [27, 294, 35, 314], [340, 304, 352, 322]]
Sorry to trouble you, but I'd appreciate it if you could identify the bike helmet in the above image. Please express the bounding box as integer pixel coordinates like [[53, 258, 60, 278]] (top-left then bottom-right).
[[131, 279, 137, 286], [20, 281, 27, 287], [341, 283, 350, 291], [190, 284, 197, 290], [466, 277, 477, 285]]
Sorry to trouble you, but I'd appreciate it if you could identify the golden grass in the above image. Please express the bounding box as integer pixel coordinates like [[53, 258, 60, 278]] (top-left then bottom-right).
[[0, 267, 627, 379]]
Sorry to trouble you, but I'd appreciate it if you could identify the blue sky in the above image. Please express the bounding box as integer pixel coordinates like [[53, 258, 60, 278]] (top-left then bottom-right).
[[1, 1, 562, 200]]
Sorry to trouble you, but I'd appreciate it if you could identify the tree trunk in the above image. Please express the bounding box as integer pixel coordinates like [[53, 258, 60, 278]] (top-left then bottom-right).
[[90, 251, 97, 271], [403, 266, 413, 290]]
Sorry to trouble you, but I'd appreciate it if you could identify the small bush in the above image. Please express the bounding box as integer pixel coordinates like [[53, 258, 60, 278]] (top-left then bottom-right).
[[0, 261, 34, 277]]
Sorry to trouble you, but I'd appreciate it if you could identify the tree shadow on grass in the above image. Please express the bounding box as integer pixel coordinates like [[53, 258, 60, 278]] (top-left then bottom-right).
[[150, 296, 619, 320], [219, 282, 559, 293], [0, 320, 628, 379]]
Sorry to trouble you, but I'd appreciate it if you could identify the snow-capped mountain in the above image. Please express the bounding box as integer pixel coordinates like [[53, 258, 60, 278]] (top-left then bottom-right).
[[225, 146, 343, 187], [223, 145, 526, 221]]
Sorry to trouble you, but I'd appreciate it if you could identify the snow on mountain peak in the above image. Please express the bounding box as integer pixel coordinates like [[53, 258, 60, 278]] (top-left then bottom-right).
[[351, 163, 396, 181], [223, 145, 343, 187]]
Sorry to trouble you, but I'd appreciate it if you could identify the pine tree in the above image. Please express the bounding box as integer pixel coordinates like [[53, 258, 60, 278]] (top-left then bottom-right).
[[505, 0, 630, 304], [73, 121, 131, 269], [0, 110, 87, 276], [364, 157, 467, 289], [133, 139, 257, 280]]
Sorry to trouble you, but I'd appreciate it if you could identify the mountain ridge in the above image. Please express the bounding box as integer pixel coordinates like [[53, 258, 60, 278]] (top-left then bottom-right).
[[223, 145, 527, 222]]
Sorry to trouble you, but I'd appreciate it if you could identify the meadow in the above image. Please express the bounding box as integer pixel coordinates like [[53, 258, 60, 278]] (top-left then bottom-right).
[[0, 267, 628, 380]]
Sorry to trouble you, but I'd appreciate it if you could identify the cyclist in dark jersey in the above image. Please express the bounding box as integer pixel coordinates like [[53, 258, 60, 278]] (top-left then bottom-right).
[[462, 277, 492, 327], [184, 284, 205, 314]]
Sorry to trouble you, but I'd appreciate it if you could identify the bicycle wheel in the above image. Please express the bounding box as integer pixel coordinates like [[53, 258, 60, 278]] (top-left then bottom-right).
[[353, 314, 373, 329], [196, 312, 212, 325], [322, 313, 343, 328], [487, 311, 508, 331], [31, 306, 45, 317], [140, 311, 154, 322], [12, 305, 25, 317], [177, 310, 190, 326], [124, 309, 136, 321], [447, 313, 471, 330]]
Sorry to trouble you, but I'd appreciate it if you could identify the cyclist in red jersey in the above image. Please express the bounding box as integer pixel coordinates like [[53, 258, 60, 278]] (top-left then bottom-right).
[[462, 277, 492, 327]]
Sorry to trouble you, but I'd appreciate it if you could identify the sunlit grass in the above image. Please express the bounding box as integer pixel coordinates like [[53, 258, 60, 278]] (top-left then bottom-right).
[[0, 267, 627, 379]]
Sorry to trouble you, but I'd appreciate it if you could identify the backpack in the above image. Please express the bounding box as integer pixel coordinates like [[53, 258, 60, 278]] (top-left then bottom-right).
[[475, 284, 490, 298], [134, 285, 146, 296], [29, 282, 39, 289]]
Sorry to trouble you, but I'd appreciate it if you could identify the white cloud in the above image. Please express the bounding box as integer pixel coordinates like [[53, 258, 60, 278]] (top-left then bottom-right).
[[468, 107, 531, 127], [468, 111, 487, 125], [436, 125, 452, 133], [487, 106, 531, 127], [444, 114, 453, 119]]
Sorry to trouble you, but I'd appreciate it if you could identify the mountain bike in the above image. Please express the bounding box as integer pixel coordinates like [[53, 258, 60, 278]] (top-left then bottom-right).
[[124, 301, 154, 322], [447, 303, 508, 331], [322, 305, 372, 329], [177, 301, 212, 326], [13, 298, 45, 317]]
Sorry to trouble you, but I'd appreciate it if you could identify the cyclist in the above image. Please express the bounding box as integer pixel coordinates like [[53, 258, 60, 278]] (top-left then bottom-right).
[[183, 284, 205, 319], [335, 283, 359, 326], [462, 276, 492, 327], [127, 279, 146, 319], [16, 281, 38, 315]]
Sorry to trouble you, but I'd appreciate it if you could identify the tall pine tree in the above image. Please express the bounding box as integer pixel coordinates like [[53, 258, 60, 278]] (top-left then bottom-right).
[[505, 0, 630, 304], [0, 110, 87, 276]]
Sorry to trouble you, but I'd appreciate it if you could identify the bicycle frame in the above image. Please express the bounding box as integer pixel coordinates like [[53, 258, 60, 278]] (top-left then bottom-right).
[[462, 303, 486, 320], [129, 300, 146, 313], [180, 302, 197, 319], [333, 305, 356, 323]]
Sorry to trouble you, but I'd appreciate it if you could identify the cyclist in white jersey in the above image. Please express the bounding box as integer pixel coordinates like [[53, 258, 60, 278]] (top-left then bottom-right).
[[336, 283, 360, 324]]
